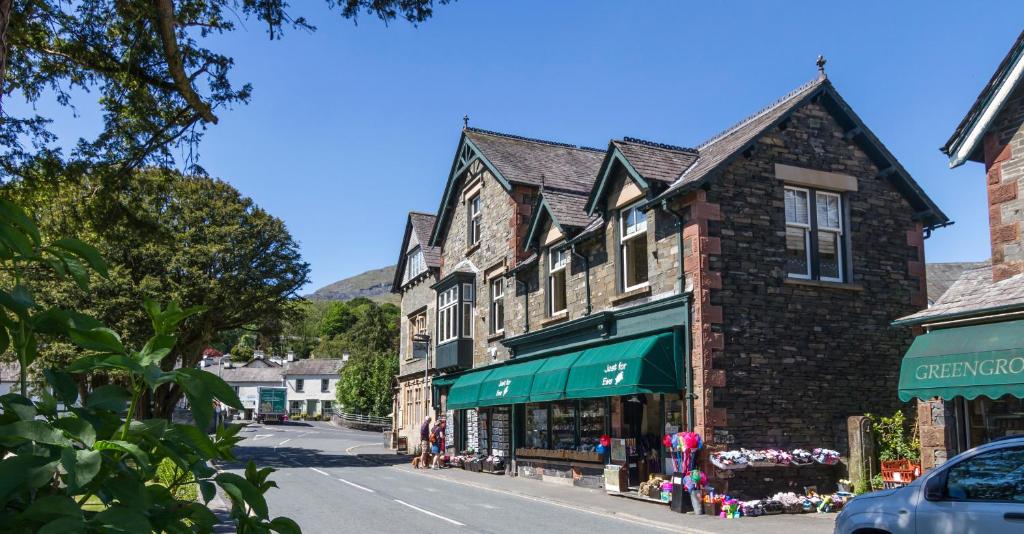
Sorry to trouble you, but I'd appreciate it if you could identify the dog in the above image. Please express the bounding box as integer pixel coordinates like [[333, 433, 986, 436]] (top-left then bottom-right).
[[411, 454, 432, 469]]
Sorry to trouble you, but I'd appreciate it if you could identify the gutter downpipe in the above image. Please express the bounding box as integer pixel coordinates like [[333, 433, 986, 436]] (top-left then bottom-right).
[[660, 199, 695, 432], [569, 243, 592, 316]]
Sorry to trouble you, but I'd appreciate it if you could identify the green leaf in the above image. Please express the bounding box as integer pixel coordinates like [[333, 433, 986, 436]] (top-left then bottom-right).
[[44, 368, 79, 405], [167, 423, 219, 458], [67, 327, 125, 354], [0, 326, 7, 355], [60, 254, 91, 291], [0, 454, 59, 504], [182, 502, 218, 529], [53, 237, 108, 278], [95, 440, 150, 471], [198, 480, 216, 504], [137, 334, 176, 366], [0, 223, 35, 257], [216, 472, 269, 519], [61, 448, 102, 492], [92, 505, 152, 533], [269, 517, 302, 534], [0, 394, 37, 421], [84, 385, 131, 412], [54, 416, 97, 447], [67, 354, 143, 375], [176, 375, 213, 429], [21, 495, 81, 521], [0, 286, 33, 318], [179, 368, 243, 410], [0, 198, 40, 246], [0, 420, 72, 446], [144, 300, 206, 336], [32, 309, 104, 335], [37, 516, 87, 534]]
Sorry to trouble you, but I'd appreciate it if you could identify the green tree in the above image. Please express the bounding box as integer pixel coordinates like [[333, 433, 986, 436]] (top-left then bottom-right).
[[320, 301, 358, 338], [6, 171, 310, 418], [336, 351, 397, 417]]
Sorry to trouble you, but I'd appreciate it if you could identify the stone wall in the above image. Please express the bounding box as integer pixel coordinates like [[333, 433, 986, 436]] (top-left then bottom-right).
[[702, 101, 926, 495], [395, 268, 437, 442], [984, 83, 1024, 282]]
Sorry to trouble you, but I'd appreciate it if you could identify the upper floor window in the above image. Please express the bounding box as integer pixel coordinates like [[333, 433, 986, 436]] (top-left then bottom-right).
[[468, 194, 482, 246], [785, 186, 845, 282], [295, 379, 304, 393], [489, 278, 504, 335], [408, 310, 427, 357], [403, 247, 426, 284], [438, 286, 459, 343], [620, 203, 649, 292], [321, 379, 330, 393], [548, 246, 568, 315]]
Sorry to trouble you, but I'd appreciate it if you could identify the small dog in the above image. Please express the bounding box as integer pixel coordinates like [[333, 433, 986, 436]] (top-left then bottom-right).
[[411, 455, 431, 469]]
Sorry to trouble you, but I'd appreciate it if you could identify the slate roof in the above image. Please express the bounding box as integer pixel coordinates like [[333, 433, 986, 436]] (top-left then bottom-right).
[[543, 190, 594, 230], [285, 358, 346, 376], [217, 366, 284, 384], [612, 138, 698, 183], [896, 266, 1024, 325], [943, 30, 1024, 165], [0, 362, 19, 382], [409, 212, 441, 268], [926, 261, 990, 304], [464, 129, 605, 194]]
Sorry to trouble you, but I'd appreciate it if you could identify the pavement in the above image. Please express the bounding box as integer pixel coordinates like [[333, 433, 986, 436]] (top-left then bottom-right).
[[215, 421, 837, 534]]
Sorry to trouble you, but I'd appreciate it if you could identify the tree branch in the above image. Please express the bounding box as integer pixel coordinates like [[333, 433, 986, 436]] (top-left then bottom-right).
[[151, 0, 217, 124]]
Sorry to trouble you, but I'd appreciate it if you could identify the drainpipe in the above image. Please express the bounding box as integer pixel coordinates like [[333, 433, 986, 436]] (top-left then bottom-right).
[[569, 243, 591, 316], [660, 200, 695, 432], [515, 275, 530, 334]]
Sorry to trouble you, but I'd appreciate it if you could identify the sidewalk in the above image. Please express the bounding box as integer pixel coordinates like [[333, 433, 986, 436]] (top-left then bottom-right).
[[353, 445, 836, 534]]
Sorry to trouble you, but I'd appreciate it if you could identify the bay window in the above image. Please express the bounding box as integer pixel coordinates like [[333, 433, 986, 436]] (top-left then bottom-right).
[[785, 186, 846, 282], [620, 203, 649, 291], [438, 286, 459, 343], [548, 246, 568, 315]]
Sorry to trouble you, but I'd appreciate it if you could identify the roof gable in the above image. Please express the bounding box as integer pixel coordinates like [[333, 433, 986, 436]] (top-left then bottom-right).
[[523, 190, 593, 249], [585, 139, 697, 215], [392, 211, 440, 292], [943, 30, 1024, 167], [654, 76, 949, 228]]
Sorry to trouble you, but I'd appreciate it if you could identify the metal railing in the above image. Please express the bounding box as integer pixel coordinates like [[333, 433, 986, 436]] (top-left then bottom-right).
[[332, 408, 392, 431]]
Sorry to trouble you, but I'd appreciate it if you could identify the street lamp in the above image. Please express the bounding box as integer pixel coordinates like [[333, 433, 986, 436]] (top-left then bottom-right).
[[412, 333, 431, 421]]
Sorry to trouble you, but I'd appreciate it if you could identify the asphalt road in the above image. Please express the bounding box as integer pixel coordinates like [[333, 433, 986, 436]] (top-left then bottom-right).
[[221, 422, 834, 534]]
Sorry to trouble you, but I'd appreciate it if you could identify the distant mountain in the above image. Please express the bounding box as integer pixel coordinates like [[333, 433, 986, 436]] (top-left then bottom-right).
[[306, 265, 399, 304]]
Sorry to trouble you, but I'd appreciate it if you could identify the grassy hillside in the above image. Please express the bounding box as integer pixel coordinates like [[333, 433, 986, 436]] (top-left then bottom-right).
[[306, 265, 399, 304]]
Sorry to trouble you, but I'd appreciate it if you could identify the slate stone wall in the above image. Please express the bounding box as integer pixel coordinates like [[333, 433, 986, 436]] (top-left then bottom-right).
[[984, 83, 1024, 282]]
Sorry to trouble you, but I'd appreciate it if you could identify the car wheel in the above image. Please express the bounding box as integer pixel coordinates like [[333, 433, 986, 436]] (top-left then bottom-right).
[[852, 530, 891, 534]]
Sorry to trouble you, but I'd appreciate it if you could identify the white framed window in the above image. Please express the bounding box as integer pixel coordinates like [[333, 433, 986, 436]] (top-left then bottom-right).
[[295, 379, 304, 393], [468, 194, 482, 246], [785, 186, 846, 282], [548, 246, 568, 315], [321, 379, 330, 393], [403, 247, 426, 284], [619, 203, 649, 292], [438, 286, 459, 343], [489, 278, 504, 335], [784, 187, 812, 279]]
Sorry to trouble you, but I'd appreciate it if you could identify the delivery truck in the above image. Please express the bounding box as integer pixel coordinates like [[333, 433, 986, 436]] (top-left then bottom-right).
[[256, 386, 287, 424]]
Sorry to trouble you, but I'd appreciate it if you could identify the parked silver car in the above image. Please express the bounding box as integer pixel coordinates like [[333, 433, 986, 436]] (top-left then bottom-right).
[[835, 436, 1024, 534]]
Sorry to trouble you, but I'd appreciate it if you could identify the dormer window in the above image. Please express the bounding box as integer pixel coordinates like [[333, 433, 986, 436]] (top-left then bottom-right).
[[468, 194, 482, 246], [548, 246, 568, 315], [620, 203, 649, 292], [403, 247, 426, 284]]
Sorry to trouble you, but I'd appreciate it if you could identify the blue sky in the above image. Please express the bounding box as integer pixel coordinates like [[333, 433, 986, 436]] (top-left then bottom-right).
[[12, 1, 1024, 291]]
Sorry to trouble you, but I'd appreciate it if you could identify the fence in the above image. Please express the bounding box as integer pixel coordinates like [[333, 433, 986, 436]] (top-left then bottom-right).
[[332, 408, 392, 432]]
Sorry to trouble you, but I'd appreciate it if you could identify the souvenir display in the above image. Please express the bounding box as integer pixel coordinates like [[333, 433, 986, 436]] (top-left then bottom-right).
[[709, 450, 748, 470], [790, 448, 814, 466], [813, 448, 840, 465]]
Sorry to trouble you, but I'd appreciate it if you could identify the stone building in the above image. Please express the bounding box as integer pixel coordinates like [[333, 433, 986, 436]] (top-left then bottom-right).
[[397, 63, 948, 497], [897, 30, 1024, 471]]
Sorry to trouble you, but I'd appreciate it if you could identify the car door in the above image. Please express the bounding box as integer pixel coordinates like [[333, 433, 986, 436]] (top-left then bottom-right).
[[916, 444, 1024, 534]]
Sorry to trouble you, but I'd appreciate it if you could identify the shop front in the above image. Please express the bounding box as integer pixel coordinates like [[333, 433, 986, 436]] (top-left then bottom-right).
[[897, 319, 1024, 468], [434, 295, 691, 490]]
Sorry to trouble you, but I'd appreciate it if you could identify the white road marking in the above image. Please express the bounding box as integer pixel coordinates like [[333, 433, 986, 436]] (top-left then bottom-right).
[[251, 434, 273, 441], [276, 439, 291, 447], [393, 499, 465, 526], [337, 478, 375, 493], [309, 467, 330, 476]]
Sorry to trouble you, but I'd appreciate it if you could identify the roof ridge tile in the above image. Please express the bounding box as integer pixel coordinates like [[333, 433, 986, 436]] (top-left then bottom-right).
[[621, 137, 699, 154], [465, 127, 595, 152], [697, 76, 824, 149]]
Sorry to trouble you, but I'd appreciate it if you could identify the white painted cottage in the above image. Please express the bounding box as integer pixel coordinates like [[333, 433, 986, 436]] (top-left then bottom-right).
[[282, 358, 346, 418]]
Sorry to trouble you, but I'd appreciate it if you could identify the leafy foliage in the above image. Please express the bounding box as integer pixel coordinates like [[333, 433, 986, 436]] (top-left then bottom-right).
[[336, 351, 398, 417], [868, 409, 920, 462], [0, 200, 298, 532]]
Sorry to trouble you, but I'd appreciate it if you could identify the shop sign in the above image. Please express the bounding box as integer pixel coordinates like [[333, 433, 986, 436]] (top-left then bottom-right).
[[913, 356, 1024, 382], [495, 379, 511, 398], [602, 362, 627, 386]]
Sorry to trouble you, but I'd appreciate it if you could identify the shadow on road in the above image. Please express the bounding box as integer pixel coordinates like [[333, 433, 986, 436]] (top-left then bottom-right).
[[220, 446, 409, 470]]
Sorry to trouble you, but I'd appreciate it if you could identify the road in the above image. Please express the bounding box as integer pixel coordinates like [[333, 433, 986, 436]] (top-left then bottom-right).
[[221, 422, 835, 534]]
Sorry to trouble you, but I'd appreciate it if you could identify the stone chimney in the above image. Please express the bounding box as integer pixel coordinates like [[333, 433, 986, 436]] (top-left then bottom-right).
[[983, 86, 1024, 282], [286, 352, 295, 362]]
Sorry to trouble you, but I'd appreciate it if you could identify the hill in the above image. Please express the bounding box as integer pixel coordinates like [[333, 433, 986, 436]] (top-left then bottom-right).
[[306, 265, 399, 304]]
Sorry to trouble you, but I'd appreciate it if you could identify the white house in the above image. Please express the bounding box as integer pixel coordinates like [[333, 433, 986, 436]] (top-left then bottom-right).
[[282, 358, 345, 418], [216, 362, 284, 420]]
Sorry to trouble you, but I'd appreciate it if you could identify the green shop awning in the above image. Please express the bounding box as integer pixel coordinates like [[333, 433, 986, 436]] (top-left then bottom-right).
[[477, 359, 547, 407], [898, 319, 1024, 402], [529, 351, 585, 403], [564, 333, 679, 399], [446, 369, 494, 410]]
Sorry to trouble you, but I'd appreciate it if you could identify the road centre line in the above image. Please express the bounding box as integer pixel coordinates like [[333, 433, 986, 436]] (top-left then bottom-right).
[[337, 477, 375, 493], [251, 434, 273, 441], [309, 467, 330, 476], [276, 439, 291, 447], [393, 499, 465, 526]]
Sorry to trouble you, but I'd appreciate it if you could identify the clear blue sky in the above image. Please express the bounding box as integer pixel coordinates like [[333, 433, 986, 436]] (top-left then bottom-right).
[[14, 1, 1024, 291]]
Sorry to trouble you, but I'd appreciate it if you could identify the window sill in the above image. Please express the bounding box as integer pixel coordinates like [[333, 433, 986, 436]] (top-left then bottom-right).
[[541, 312, 569, 328], [784, 278, 863, 291], [487, 331, 506, 343], [465, 243, 480, 256], [611, 284, 652, 306]]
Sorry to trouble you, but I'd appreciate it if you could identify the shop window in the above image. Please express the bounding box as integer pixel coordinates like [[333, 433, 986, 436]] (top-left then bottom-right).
[[785, 186, 846, 281], [967, 395, 1024, 447], [525, 403, 549, 449], [620, 202, 649, 292], [945, 446, 1024, 502], [468, 194, 482, 246], [551, 401, 577, 451], [548, 246, 568, 315], [489, 278, 504, 335], [289, 401, 303, 416], [462, 283, 474, 338], [579, 399, 605, 452]]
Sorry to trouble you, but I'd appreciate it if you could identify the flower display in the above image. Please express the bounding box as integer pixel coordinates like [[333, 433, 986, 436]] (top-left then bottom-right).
[[812, 448, 840, 465]]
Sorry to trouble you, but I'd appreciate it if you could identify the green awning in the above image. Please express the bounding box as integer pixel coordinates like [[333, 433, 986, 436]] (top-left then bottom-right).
[[446, 369, 494, 410], [898, 319, 1024, 402], [529, 351, 585, 402], [431, 376, 457, 388], [477, 359, 547, 407], [564, 333, 679, 399]]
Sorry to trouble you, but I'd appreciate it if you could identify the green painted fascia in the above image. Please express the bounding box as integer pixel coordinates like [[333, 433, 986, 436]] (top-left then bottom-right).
[[429, 135, 513, 247], [891, 302, 1024, 327], [585, 146, 649, 216]]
